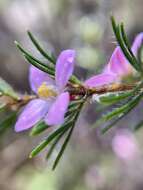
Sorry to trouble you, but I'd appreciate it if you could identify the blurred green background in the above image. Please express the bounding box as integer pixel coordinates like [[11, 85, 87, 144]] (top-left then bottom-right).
[[0, 0, 143, 190]]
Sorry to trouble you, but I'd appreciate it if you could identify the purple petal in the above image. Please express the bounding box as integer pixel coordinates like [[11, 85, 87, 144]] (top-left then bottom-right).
[[104, 47, 133, 77], [15, 99, 50, 132], [55, 50, 76, 89], [29, 65, 55, 93], [131, 32, 143, 56], [45, 92, 69, 125], [84, 73, 118, 88]]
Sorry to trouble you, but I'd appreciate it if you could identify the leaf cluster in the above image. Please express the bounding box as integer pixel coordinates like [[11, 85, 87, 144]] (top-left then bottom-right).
[[94, 16, 143, 133]]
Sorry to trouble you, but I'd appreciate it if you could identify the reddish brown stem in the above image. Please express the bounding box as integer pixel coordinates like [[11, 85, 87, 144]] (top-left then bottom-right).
[[0, 83, 138, 110], [69, 83, 136, 96]]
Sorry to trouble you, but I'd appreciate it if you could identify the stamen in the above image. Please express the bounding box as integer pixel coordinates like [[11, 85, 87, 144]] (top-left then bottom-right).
[[38, 83, 57, 98]]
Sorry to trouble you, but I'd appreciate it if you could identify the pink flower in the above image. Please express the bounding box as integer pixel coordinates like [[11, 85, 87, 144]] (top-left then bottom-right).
[[103, 46, 134, 78], [15, 50, 75, 132], [112, 130, 138, 161], [84, 72, 117, 88], [85, 33, 143, 88]]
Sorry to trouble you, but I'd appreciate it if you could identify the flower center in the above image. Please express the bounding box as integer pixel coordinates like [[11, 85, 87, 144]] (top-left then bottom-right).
[[37, 83, 57, 99]]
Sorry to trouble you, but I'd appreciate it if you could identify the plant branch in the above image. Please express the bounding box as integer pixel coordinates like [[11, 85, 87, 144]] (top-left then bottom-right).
[[68, 83, 137, 96]]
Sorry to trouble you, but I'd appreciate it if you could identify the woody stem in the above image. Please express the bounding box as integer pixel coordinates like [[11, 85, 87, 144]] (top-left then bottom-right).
[[68, 83, 136, 96]]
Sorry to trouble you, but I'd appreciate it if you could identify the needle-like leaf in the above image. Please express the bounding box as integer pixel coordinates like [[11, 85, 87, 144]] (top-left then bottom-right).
[[52, 125, 74, 170], [30, 121, 51, 136], [27, 31, 55, 64], [111, 16, 140, 72], [0, 112, 17, 134], [46, 130, 66, 160], [134, 120, 143, 130], [52, 101, 84, 169], [99, 91, 132, 105], [25, 54, 54, 76], [29, 120, 74, 158], [102, 91, 143, 133], [0, 77, 19, 100]]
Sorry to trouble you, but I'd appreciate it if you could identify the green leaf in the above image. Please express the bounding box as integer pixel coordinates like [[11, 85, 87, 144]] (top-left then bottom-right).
[[100, 81, 143, 122], [29, 120, 73, 158], [134, 120, 143, 131], [101, 116, 123, 134], [51, 52, 56, 63], [68, 99, 84, 109], [27, 31, 81, 84], [102, 91, 142, 122], [52, 101, 84, 169], [101, 104, 133, 134], [65, 105, 80, 117], [99, 91, 132, 105], [93, 82, 143, 129], [25, 54, 54, 76], [15, 41, 55, 75], [15, 41, 81, 85], [137, 45, 143, 64], [0, 78, 19, 100], [30, 121, 51, 136], [70, 75, 81, 85], [27, 31, 55, 64], [0, 103, 7, 112], [46, 101, 85, 163], [0, 112, 17, 134], [102, 91, 143, 133], [52, 125, 74, 170], [15, 41, 48, 67], [120, 23, 132, 54], [46, 130, 65, 160], [119, 23, 142, 70], [111, 16, 140, 72]]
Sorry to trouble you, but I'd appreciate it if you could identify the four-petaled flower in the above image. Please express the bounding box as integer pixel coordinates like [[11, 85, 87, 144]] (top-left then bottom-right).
[[15, 50, 75, 132]]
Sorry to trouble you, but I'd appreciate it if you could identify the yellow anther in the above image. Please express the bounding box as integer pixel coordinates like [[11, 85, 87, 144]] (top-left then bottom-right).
[[37, 83, 57, 98]]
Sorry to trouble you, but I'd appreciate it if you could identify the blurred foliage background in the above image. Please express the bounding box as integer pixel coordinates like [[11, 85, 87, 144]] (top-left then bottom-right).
[[0, 0, 143, 189]]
